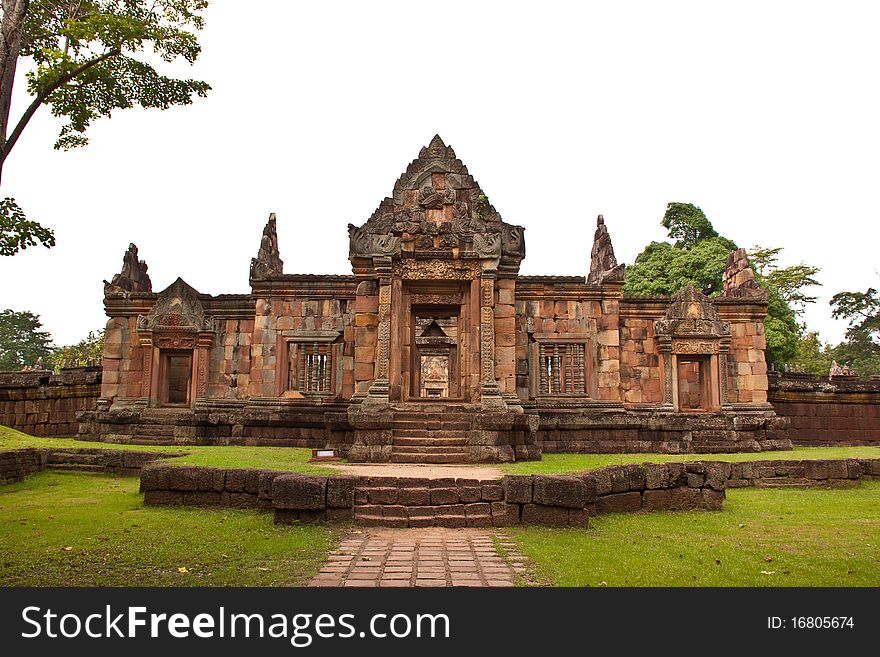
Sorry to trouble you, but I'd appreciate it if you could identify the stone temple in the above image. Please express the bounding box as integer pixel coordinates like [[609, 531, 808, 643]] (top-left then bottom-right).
[[78, 136, 790, 461]]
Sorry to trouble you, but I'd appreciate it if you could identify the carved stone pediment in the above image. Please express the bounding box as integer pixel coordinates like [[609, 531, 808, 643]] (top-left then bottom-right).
[[137, 278, 214, 334], [348, 134, 525, 271], [655, 284, 730, 341]]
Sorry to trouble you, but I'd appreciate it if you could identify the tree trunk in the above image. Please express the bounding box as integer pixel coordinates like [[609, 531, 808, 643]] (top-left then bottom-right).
[[0, 0, 30, 186]]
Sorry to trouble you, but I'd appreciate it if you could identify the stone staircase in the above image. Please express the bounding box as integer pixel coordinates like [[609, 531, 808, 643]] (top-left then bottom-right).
[[389, 410, 471, 463], [352, 476, 509, 528]]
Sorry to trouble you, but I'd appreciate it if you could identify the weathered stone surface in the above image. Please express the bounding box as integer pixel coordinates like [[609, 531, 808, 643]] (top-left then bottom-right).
[[271, 475, 327, 510], [326, 476, 356, 508], [587, 215, 625, 285], [596, 492, 642, 514], [503, 475, 532, 504], [532, 475, 587, 508], [521, 503, 570, 527]]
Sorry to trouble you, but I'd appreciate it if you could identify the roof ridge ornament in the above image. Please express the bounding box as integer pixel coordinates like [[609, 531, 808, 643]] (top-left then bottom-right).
[[250, 213, 284, 280], [104, 242, 152, 296], [587, 215, 625, 284]]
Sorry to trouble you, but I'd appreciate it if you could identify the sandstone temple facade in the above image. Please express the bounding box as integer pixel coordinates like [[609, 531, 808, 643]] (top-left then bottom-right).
[[78, 136, 790, 461]]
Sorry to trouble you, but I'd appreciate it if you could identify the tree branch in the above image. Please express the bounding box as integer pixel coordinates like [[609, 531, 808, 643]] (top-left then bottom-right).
[[0, 47, 121, 166]]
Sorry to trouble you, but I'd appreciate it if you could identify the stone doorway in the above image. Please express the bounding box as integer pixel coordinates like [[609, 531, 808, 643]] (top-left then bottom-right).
[[161, 350, 192, 406], [412, 312, 460, 400], [677, 356, 709, 411]]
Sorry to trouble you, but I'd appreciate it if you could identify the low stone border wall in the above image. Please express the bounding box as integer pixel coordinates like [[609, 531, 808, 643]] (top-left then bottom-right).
[[0, 367, 101, 437], [0, 448, 45, 485], [0, 447, 180, 485], [138, 457, 880, 528], [769, 372, 880, 446]]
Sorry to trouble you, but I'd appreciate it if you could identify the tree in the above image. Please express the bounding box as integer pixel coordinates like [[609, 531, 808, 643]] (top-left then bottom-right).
[[624, 235, 737, 297], [0, 308, 52, 370], [830, 287, 880, 343], [50, 327, 103, 369], [624, 203, 821, 367], [794, 331, 833, 376], [828, 286, 880, 376], [748, 246, 821, 309], [0, 0, 211, 254], [660, 202, 719, 249]]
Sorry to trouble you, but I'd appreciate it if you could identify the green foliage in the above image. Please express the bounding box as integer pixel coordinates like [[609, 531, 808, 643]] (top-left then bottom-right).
[[764, 288, 799, 366], [660, 202, 719, 249], [749, 246, 821, 308], [793, 331, 834, 376], [830, 287, 880, 343], [509, 482, 880, 586], [21, 0, 211, 151], [828, 335, 880, 377], [49, 329, 104, 370], [624, 209, 820, 370], [0, 308, 53, 371], [0, 197, 54, 255], [624, 237, 737, 296], [0, 471, 335, 586], [501, 446, 880, 475], [826, 287, 880, 376]]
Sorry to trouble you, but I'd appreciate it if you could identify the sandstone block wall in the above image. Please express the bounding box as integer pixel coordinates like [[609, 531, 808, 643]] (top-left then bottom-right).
[[137, 458, 880, 527], [769, 373, 880, 445], [0, 368, 101, 436], [0, 446, 174, 484]]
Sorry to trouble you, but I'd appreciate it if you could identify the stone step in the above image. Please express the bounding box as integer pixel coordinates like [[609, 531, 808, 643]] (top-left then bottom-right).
[[392, 420, 442, 431], [755, 477, 816, 488], [392, 445, 469, 454], [353, 509, 485, 528], [133, 425, 176, 437], [392, 436, 468, 447], [390, 452, 469, 464], [48, 464, 106, 473], [127, 437, 177, 446], [391, 429, 468, 439]]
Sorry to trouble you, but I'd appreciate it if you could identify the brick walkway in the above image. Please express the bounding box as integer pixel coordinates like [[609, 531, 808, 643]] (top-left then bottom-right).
[[308, 528, 528, 587]]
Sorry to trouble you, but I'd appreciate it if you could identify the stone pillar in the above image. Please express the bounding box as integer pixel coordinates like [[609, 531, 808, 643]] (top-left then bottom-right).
[[365, 256, 392, 407], [719, 340, 731, 408], [480, 270, 505, 409], [659, 338, 674, 411]]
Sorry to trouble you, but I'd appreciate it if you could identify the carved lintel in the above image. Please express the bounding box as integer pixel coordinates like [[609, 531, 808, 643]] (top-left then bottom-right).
[[671, 340, 720, 355]]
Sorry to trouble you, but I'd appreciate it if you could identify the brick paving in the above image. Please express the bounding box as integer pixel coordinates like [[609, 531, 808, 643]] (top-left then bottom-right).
[[309, 528, 528, 587]]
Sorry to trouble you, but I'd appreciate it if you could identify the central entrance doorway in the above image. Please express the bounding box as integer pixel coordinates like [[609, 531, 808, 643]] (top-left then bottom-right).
[[411, 309, 460, 399]]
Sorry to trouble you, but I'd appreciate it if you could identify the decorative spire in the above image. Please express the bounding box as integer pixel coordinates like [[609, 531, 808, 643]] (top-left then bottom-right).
[[722, 248, 767, 299], [587, 215, 625, 284], [104, 243, 152, 295], [250, 213, 284, 280], [418, 134, 456, 160]]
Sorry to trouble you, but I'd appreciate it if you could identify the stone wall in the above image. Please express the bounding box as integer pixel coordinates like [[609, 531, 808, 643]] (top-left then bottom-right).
[[0, 446, 175, 485], [769, 372, 880, 446], [0, 448, 45, 485], [139, 457, 880, 527], [535, 411, 790, 453], [0, 368, 101, 436]]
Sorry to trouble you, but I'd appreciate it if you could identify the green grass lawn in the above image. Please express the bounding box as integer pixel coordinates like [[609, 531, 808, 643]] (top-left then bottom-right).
[[0, 425, 337, 475], [508, 481, 880, 586], [502, 446, 880, 475], [0, 470, 337, 586]]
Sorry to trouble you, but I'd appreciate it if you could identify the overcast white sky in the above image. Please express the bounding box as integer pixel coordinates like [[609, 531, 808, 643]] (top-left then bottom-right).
[[1, 1, 878, 346]]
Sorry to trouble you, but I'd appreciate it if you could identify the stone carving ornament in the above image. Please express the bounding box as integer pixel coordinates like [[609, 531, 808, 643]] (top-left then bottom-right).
[[655, 284, 730, 339], [137, 278, 214, 333], [348, 134, 526, 268]]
